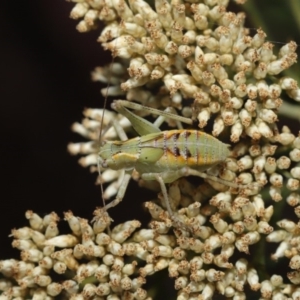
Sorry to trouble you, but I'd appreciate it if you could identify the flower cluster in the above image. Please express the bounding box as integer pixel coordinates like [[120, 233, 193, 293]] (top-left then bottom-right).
[[0, 210, 148, 299], [0, 208, 299, 299], [2, 0, 300, 299]]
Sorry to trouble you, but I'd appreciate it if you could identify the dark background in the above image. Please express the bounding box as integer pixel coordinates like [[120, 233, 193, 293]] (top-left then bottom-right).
[[0, 0, 114, 258], [1, 0, 300, 263]]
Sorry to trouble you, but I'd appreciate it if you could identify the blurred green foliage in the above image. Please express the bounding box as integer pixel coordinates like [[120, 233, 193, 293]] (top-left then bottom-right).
[[243, 0, 300, 78]]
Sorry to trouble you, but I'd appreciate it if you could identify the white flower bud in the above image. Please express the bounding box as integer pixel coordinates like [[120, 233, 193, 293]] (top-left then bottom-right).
[[235, 258, 248, 275], [280, 77, 298, 90], [221, 108, 238, 126], [292, 290, 300, 299], [287, 178, 299, 191], [231, 120, 243, 142], [152, 245, 173, 257], [267, 230, 288, 243], [47, 282, 62, 297], [95, 232, 111, 246], [246, 268, 260, 291], [53, 261, 67, 274], [206, 269, 224, 282], [295, 206, 300, 219], [288, 271, 300, 285], [217, 53, 232, 66], [259, 109, 278, 123], [292, 136, 300, 150], [260, 42, 274, 62], [215, 253, 234, 270], [246, 123, 261, 140], [288, 88, 300, 102], [251, 27, 266, 47], [201, 250, 214, 265], [39, 256, 53, 269], [209, 101, 221, 113], [34, 275, 52, 287], [178, 45, 193, 58], [224, 286, 235, 298], [45, 234, 79, 248], [277, 219, 296, 233], [239, 109, 252, 127], [205, 37, 220, 51], [252, 155, 266, 174], [189, 237, 205, 253], [25, 211, 43, 231], [122, 261, 137, 276], [201, 283, 215, 299], [197, 108, 211, 128], [111, 220, 141, 243], [261, 280, 273, 298], [257, 221, 273, 234], [246, 84, 258, 99], [232, 221, 245, 234], [264, 98, 283, 109], [264, 157, 277, 174], [219, 88, 231, 103], [96, 282, 111, 296], [291, 167, 300, 179], [235, 83, 247, 98], [194, 13, 209, 30], [204, 235, 222, 252], [133, 229, 155, 242], [269, 186, 282, 202], [62, 280, 79, 295], [202, 70, 216, 86], [139, 264, 154, 277], [270, 275, 283, 288], [234, 71, 246, 85], [70, 3, 89, 19], [253, 62, 268, 79], [109, 270, 122, 287], [94, 264, 109, 281], [175, 276, 188, 289], [155, 257, 170, 272], [210, 213, 228, 234], [290, 148, 300, 162], [12, 239, 35, 251], [227, 97, 243, 109], [119, 276, 132, 291], [21, 249, 43, 262], [107, 241, 124, 256], [269, 173, 283, 187], [237, 155, 253, 171], [288, 192, 300, 208], [212, 116, 225, 136], [151, 66, 165, 79], [279, 40, 297, 56]]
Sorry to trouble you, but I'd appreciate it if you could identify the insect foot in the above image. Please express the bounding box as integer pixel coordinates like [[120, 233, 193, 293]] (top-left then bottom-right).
[[92, 208, 112, 232]]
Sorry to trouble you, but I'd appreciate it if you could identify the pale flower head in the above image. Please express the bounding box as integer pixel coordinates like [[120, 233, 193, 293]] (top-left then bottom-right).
[[2, 0, 300, 299]]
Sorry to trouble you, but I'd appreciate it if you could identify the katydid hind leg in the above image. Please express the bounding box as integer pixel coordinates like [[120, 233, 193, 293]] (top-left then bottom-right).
[[154, 174, 191, 232], [112, 100, 193, 134]]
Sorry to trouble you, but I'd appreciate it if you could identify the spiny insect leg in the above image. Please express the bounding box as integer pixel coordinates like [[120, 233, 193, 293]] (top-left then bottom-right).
[[182, 168, 262, 195], [182, 168, 240, 189], [153, 106, 186, 130], [102, 171, 132, 210], [154, 174, 191, 232]]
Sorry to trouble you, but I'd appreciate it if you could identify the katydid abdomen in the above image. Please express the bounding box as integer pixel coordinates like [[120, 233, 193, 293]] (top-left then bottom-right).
[[100, 129, 230, 183]]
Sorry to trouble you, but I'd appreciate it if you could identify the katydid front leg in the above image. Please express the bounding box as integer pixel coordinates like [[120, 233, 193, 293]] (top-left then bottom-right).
[[102, 170, 132, 210]]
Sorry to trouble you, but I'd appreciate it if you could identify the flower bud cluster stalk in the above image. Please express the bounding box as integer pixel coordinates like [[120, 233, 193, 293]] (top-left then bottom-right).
[[2, 0, 300, 299]]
